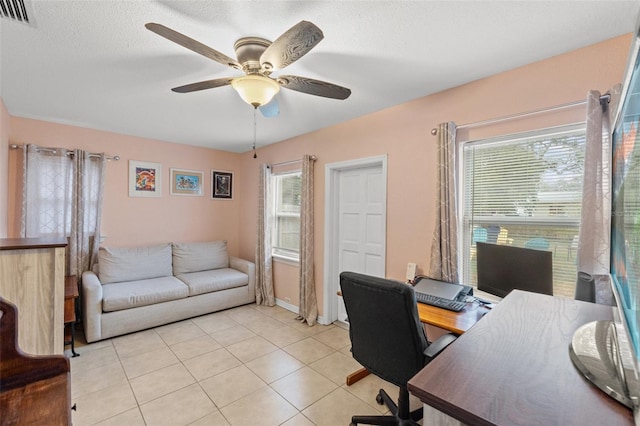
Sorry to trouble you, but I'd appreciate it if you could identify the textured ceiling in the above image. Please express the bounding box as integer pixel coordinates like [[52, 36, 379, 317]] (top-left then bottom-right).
[[1, 1, 640, 153]]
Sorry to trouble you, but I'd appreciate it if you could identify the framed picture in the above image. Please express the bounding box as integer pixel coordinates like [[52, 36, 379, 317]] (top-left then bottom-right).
[[170, 168, 204, 196], [129, 160, 162, 197], [212, 170, 233, 200]]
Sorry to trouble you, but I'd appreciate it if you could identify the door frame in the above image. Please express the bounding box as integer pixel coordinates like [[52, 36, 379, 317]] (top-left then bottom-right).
[[322, 155, 388, 324]]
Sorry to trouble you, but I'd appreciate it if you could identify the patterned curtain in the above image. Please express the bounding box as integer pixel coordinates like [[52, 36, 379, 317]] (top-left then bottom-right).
[[255, 164, 275, 305], [577, 86, 621, 303], [21, 144, 73, 237], [69, 150, 106, 277], [297, 155, 318, 325], [429, 122, 459, 283], [21, 145, 107, 276]]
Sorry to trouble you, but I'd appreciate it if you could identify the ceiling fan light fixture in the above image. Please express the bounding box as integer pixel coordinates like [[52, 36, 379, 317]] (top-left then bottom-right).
[[231, 75, 280, 107]]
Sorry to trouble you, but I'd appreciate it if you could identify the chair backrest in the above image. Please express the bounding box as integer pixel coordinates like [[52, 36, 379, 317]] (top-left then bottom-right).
[[473, 227, 488, 243], [339, 272, 429, 387], [575, 271, 596, 303], [486, 225, 501, 244], [496, 228, 509, 245], [524, 237, 550, 251]]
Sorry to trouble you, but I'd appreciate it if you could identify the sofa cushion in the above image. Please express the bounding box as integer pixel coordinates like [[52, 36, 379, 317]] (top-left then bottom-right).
[[98, 244, 173, 284], [172, 241, 229, 275], [176, 268, 248, 296], [102, 276, 189, 312]]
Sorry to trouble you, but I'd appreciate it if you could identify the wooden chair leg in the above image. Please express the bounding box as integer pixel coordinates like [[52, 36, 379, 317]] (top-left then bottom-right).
[[346, 367, 370, 385]]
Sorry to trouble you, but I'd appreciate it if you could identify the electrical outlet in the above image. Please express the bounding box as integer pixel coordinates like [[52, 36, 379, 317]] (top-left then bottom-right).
[[406, 262, 417, 282]]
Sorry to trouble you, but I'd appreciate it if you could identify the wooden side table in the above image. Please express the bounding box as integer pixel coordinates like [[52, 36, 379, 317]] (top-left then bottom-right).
[[64, 275, 79, 357]]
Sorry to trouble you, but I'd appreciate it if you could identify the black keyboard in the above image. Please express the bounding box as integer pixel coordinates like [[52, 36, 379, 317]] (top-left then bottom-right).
[[415, 292, 466, 312]]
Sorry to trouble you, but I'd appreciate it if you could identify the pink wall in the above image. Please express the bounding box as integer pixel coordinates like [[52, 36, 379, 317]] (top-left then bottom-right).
[[0, 99, 9, 237], [3, 34, 633, 318], [7, 119, 244, 255], [236, 34, 633, 315]]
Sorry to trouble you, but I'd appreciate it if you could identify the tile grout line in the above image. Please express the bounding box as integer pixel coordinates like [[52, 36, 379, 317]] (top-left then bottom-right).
[[70, 304, 364, 425]]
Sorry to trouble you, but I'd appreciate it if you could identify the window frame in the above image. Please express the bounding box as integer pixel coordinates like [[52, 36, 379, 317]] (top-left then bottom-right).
[[24, 151, 105, 238], [457, 123, 587, 297], [271, 170, 302, 262]]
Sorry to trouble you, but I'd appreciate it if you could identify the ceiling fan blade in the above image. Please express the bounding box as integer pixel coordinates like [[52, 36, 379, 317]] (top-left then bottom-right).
[[260, 21, 324, 71], [278, 75, 351, 100], [146, 23, 241, 70], [171, 78, 233, 93], [259, 98, 279, 118]]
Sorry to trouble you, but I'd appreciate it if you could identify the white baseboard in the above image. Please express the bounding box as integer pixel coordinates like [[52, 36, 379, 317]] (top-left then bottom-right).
[[274, 298, 331, 325], [275, 298, 299, 314]]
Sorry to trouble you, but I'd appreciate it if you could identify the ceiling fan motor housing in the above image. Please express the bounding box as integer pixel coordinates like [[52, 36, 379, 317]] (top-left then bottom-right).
[[234, 37, 272, 74]]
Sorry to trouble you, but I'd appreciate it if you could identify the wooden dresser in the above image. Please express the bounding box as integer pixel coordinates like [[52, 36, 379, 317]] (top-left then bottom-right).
[[0, 237, 67, 355]]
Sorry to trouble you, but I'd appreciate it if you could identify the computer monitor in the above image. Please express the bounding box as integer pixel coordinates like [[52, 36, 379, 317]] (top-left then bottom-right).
[[476, 242, 553, 298], [609, 12, 640, 398], [569, 11, 640, 421]]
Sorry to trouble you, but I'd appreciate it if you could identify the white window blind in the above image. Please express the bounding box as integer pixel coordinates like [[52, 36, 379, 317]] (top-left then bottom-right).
[[461, 124, 586, 297], [272, 171, 301, 258]]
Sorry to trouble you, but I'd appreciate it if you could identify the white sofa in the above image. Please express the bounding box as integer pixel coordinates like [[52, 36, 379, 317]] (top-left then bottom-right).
[[81, 241, 255, 343]]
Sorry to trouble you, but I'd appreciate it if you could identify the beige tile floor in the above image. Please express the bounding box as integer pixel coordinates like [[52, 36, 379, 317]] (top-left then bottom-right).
[[68, 303, 424, 425]]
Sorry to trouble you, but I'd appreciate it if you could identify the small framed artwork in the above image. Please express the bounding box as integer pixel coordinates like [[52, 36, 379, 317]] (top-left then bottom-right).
[[170, 168, 204, 196], [212, 170, 233, 200], [129, 160, 162, 197]]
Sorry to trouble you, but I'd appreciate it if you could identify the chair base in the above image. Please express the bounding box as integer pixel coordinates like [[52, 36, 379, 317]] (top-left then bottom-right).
[[350, 387, 423, 426]]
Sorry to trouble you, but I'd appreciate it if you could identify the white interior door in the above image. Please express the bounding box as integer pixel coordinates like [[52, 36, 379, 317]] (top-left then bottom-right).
[[338, 166, 385, 274], [323, 156, 387, 325]]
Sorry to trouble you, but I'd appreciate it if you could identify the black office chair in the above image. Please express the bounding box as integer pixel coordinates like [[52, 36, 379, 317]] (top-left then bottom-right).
[[574, 271, 596, 303], [340, 271, 457, 426]]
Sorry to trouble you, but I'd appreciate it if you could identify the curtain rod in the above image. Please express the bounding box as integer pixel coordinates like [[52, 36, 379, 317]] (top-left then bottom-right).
[[9, 144, 120, 161], [269, 155, 317, 168], [431, 94, 611, 135]]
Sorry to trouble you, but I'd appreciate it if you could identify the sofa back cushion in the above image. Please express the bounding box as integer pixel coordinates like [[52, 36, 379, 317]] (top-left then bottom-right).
[[172, 241, 229, 275], [98, 243, 173, 284]]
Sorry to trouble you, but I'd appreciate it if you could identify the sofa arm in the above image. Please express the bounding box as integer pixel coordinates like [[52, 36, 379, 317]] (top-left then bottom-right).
[[81, 270, 103, 343], [230, 256, 256, 300]]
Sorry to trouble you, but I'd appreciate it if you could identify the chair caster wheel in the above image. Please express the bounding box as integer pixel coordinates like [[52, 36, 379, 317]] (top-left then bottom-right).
[[376, 393, 384, 405]]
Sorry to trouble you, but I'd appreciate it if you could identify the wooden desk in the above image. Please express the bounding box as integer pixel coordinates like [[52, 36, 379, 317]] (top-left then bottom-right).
[[408, 290, 633, 425], [345, 298, 489, 385], [417, 299, 489, 335], [338, 289, 490, 334]]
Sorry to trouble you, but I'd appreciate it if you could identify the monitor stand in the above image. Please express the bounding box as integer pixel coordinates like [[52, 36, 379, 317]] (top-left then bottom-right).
[[569, 320, 640, 415]]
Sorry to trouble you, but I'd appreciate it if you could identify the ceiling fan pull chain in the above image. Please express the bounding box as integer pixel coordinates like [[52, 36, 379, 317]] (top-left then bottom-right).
[[253, 107, 258, 159]]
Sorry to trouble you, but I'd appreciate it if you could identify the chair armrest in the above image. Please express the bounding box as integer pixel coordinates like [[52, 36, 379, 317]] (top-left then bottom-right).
[[230, 256, 256, 300], [424, 333, 457, 363], [81, 271, 103, 343]]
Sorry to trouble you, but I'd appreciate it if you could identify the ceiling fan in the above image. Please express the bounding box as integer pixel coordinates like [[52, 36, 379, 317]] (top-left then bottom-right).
[[145, 21, 352, 113]]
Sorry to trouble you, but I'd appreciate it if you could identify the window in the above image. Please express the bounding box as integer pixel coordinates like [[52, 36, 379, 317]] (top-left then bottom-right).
[[272, 171, 302, 259], [23, 151, 74, 237], [461, 124, 586, 297], [23, 149, 104, 238]]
